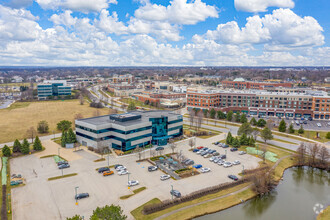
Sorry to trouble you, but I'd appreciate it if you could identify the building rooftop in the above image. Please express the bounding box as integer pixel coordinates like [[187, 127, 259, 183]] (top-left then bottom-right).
[[76, 110, 182, 126]]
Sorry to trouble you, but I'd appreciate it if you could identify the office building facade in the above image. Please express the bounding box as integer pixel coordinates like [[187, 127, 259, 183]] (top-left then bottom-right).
[[37, 80, 71, 100], [75, 111, 183, 151], [187, 90, 330, 119]]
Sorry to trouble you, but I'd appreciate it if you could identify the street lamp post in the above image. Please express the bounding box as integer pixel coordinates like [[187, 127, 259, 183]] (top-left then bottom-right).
[[75, 186, 79, 205], [107, 149, 110, 167], [225, 149, 227, 156], [242, 165, 244, 177], [171, 185, 173, 200], [58, 147, 60, 157]]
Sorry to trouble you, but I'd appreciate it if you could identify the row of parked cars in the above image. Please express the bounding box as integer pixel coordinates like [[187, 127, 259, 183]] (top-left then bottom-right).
[[10, 174, 23, 186]]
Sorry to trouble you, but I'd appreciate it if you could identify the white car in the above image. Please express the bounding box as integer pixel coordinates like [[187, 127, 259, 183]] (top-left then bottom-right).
[[127, 180, 139, 186], [218, 161, 224, 166], [224, 162, 232, 168], [209, 156, 216, 162], [116, 166, 126, 171], [200, 167, 211, 173], [239, 151, 246, 155], [118, 170, 129, 175], [317, 123, 321, 127], [160, 174, 171, 181], [233, 160, 241, 165]]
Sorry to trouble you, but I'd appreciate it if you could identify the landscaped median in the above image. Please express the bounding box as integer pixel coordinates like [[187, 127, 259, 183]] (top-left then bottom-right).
[[120, 187, 147, 200], [48, 173, 78, 181]]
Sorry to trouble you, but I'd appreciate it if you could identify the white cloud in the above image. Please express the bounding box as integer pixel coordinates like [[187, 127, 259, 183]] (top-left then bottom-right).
[[134, 0, 218, 25], [234, 0, 294, 13], [0, 5, 41, 42], [50, 10, 77, 27], [205, 9, 324, 49], [95, 9, 128, 35], [36, 0, 117, 13]]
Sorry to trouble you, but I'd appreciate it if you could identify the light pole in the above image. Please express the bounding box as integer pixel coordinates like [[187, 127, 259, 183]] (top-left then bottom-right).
[[58, 147, 60, 157], [171, 185, 174, 200], [242, 165, 244, 177], [53, 130, 55, 139], [107, 149, 110, 167], [225, 149, 227, 156], [75, 186, 79, 205]]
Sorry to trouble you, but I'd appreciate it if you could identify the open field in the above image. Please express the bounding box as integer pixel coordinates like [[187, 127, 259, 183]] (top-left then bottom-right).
[[183, 124, 221, 139], [0, 100, 112, 143]]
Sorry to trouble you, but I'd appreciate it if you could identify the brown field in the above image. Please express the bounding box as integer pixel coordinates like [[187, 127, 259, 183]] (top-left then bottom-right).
[[0, 100, 112, 143]]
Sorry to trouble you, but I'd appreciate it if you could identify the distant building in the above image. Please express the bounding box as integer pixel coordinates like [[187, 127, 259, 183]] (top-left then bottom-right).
[[222, 78, 293, 90], [37, 80, 71, 100], [110, 74, 135, 84], [75, 111, 183, 151], [11, 76, 23, 83]]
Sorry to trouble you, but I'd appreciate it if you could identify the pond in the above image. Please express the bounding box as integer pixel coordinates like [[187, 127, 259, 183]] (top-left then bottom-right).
[[195, 167, 330, 220]]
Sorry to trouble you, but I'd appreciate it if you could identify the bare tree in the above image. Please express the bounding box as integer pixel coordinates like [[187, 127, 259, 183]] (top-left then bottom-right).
[[308, 143, 319, 165], [261, 145, 267, 163], [188, 138, 195, 149], [266, 119, 275, 130], [135, 147, 143, 161], [252, 127, 260, 141], [169, 139, 177, 154], [93, 110, 101, 117], [251, 169, 276, 195], [196, 110, 204, 131], [296, 142, 307, 165], [26, 127, 37, 143], [189, 109, 195, 128], [79, 94, 84, 105], [318, 146, 330, 165]]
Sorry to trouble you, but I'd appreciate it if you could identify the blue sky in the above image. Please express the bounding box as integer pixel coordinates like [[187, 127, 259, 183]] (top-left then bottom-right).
[[0, 0, 329, 66]]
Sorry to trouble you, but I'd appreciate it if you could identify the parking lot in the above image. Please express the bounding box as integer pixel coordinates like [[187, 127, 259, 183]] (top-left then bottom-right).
[[11, 135, 261, 220], [249, 115, 330, 130]]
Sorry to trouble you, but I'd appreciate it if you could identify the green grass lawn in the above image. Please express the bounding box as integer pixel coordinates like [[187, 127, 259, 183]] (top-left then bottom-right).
[[183, 124, 221, 139]]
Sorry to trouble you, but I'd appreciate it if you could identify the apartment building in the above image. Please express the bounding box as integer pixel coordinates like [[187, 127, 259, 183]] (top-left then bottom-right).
[[187, 89, 330, 119], [222, 78, 293, 90], [110, 74, 135, 84], [75, 111, 183, 151]]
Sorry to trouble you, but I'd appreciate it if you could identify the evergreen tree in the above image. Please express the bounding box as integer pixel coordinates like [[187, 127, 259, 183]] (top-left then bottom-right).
[[260, 127, 273, 143], [232, 137, 241, 148], [57, 120, 72, 132], [67, 128, 77, 143], [234, 112, 241, 122], [257, 119, 267, 127], [90, 205, 127, 220], [248, 136, 256, 146], [288, 124, 295, 134], [326, 132, 330, 139], [238, 122, 253, 136], [239, 133, 249, 145], [226, 132, 233, 145], [250, 117, 257, 126], [2, 145, 11, 157], [21, 139, 30, 154], [33, 136, 43, 151], [13, 139, 21, 153], [61, 131, 67, 147], [127, 102, 136, 111], [278, 119, 287, 132], [227, 111, 233, 121], [240, 114, 248, 123], [298, 125, 305, 134], [217, 110, 225, 119], [209, 108, 216, 119]]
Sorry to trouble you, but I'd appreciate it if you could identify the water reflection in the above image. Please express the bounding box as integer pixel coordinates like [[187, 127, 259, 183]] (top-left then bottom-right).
[[195, 167, 330, 220], [242, 191, 277, 218]]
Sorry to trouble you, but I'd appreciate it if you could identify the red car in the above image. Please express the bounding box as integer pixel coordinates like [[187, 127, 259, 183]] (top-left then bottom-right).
[[197, 146, 204, 150]]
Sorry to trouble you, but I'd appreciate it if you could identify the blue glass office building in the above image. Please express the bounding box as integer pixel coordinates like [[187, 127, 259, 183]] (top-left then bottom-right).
[[75, 111, 183, 151], [37, 80, 71, 100]]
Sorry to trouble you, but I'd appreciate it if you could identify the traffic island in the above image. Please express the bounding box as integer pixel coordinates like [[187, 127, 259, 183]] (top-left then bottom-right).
[[48, 173, 77, 181], [119, 187, 147, 200]]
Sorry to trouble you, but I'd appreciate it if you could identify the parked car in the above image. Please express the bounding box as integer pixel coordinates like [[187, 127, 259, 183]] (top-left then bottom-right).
[[185, 160, 194, 165], [197, 146, 204, 149], [209, 156, 216, 162], [239, 151, 246, 155], [202, 147, 209, 151], [204, 154, 212, 158], [230, 148, 238, 152], [10, 181, 20, 186], [217, 161, 224, 166], [213, 152, 220, 156], [114, 164, 123, 169], [317, 123, 321, 127], [228, 175, 238, 181], [303, 121, 307, 124], [118, 170, 129, 175], [220, 154, 226, 159], [103, 170, 114, 176], [233, 160, 241, 165], [214, 142, 220, 145], [58, 163, 70, 169], [11, 174, 22, 179], [213, 158, 220, 163], [75, 193, 89, 200], [224, 162, 232, 168], [160, 175, 171, 181], [148, 166, 158, 172], [193, 164, 202, 169], [170, 190, 181, 198], [57, 161, 68, 166], [222, 144, 229, 148], [308, 117, 313, 121], [116, 166, 126, 171], [201, 152, 208, 156], [128, 180, 139, 186], [98, 167, 110, 173], [193, 149, 199, 152], [200, 167, 211, 173]]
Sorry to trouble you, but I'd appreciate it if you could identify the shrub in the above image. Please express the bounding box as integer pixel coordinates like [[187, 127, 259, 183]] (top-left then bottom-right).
[[326, 132, 330, 139], [88, 146, 94, 151]]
